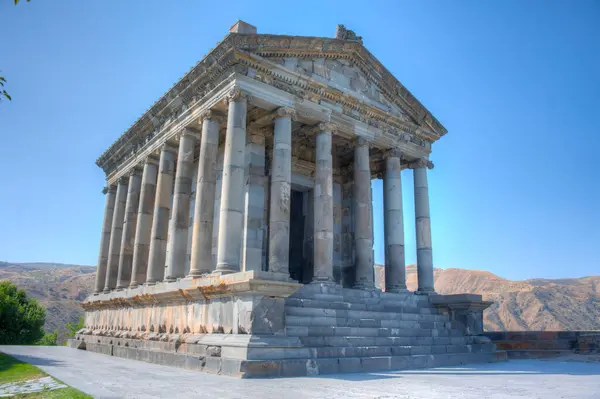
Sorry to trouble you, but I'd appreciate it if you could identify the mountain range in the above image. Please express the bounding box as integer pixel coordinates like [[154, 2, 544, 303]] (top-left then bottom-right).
[[1, 261, 599, 334]]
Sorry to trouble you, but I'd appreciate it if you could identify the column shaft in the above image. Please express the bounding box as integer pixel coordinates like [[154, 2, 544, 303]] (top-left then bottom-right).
[[268, 111, 293, 275], [130, 159, 158, 286], [146, 146, 176, 284], [94, 186, 116, 294], [242, 132, 267, 272], [216, 90, 248, 274], [116, 170, 142, 289], [189, 115, 220, 276], [103, 179, 128, 292], [414, 166, 435, 293], [353, 138, 374, 289], [383, 152, 407, 292], [165, 132, 197, 281], [313, 125, 334, 283]]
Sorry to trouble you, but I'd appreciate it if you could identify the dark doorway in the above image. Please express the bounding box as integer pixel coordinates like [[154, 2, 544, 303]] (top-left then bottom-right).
[[288, 190, 306, 282]]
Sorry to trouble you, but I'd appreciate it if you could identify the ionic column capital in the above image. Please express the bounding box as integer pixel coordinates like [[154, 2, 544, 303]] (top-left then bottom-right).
[[408, 158, 434, 170], [383, 148, 403, 160], [179, 127, 201, 140], [102, 185, 116, 195], [275, 107, 296, 120], [198, 109, 226, 124], [129, 166, 143, 176], [226, 87, 250, 104], [161, 142, 178, 154], [144, 155, 160, 166], [309, 122, 337, 135]]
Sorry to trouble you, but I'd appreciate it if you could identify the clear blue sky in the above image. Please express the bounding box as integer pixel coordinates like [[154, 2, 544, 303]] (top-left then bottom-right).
[[1, 1, 598, 280]]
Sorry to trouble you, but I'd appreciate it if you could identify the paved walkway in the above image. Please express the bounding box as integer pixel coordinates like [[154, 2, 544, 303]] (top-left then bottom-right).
[[1, 346, 599, 399]]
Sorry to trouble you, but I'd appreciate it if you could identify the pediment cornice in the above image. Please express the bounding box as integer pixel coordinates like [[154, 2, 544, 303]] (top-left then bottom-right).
[[97, 32, 446, 173]]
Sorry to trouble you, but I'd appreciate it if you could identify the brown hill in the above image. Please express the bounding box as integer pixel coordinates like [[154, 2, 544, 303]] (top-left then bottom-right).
[[378, 264, 600, 331], [1, 261, 599, 333], [0, 261, 94, 337]]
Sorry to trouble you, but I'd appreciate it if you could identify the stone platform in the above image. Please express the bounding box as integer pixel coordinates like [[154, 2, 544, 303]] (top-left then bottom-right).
[[69, 276, 500, 378]]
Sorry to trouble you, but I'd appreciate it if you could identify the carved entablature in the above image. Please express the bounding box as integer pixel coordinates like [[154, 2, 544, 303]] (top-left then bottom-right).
[[96, 26, 446, 178]]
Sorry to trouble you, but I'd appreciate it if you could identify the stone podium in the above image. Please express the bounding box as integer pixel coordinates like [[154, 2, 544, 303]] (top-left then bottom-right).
[[69, 21, 498, 377]]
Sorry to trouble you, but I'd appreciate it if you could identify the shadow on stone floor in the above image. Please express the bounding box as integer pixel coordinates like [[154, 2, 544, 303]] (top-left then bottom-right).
[[5, 353, 67, 368]]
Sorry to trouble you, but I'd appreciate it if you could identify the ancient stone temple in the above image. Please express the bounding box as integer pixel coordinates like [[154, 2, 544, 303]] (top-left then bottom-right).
[[70, 21, 500, 377]]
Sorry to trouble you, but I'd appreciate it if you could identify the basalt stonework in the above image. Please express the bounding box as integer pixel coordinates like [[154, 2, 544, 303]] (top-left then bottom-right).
[[70, 21, 500, 377]]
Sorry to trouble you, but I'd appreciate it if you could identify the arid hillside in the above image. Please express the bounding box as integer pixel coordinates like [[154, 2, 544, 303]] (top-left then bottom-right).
[[0, 261, 94, 335], [2, 261, 599, 333], [379, 264, 600, 331]]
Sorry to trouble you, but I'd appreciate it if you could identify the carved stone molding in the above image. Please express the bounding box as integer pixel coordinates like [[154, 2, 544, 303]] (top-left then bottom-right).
[[179, 127, 201, 140]]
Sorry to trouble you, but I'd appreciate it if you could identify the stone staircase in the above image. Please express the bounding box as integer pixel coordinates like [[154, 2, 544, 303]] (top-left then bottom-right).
[[277, 283, 500, 375]]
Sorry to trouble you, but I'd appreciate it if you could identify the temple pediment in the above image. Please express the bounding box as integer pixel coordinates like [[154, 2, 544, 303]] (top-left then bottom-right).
[[96, 23, 446, 175], [263, 56, 410, 122]]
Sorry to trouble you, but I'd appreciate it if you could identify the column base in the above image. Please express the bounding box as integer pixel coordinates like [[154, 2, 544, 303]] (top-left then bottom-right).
[[415, 288, 436, 295], [215, 263, 240, 275], [386, 286, 408, 293], [310, 277, 336, 285], [353, 280, 376, 290]]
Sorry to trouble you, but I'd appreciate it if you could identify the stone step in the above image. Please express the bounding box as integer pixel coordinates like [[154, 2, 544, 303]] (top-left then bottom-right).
[[284, 305, 449, 322], [299, 343, 495, 358], [285, 315, 451, 330], [268, 352, 498, 377], [493, 340, 573, 351], [503, 349, 573, 359], [285, 325, 465, 338], [297, 335, 469, 348], [285, 297, 441, 315]]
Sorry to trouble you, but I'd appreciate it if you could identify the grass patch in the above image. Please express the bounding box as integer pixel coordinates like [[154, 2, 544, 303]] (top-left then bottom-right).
[[0, 353, 46, 384], [0, 353, 92, 398], [11, 387, 92, 398]]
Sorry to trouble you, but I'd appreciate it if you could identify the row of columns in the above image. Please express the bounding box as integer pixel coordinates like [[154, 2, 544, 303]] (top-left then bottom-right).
[[93, 90, 435, 294]]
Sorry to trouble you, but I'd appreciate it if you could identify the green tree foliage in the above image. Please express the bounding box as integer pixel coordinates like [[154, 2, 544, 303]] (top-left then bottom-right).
[[37, 329, 58, 346], [65, 317, 84, 338], [0, 281, 46, 344]]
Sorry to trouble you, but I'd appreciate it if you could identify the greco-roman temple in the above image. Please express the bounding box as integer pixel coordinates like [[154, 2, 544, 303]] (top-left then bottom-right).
[[70, 22, 500, 377]]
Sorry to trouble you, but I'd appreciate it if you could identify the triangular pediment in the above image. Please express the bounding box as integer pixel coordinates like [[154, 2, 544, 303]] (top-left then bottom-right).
[[231, 34, 446, 136], [266, 56, 411, 122]]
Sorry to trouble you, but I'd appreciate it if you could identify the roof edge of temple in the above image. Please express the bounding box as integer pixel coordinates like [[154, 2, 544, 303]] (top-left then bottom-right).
[[96, 23, 447, 172]]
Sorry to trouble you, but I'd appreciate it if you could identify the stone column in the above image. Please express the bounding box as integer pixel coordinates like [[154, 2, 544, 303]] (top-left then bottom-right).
[[216, 88, 248, 274], [116, 169, 142, 289], [242, 128, 267, 272], [352, 137, 375, 290], [146, 144, 176, 284], [165, 130, 198, 281], [130, 157, 158, 287], [383, 149, 407, 292], [312, 123, 334, 283], [189, 111, 221, 276], [268, 108, 294, 275], [94, 186, 116, 294], [103, 178, 128, 292], [412, 160, 435, 294]]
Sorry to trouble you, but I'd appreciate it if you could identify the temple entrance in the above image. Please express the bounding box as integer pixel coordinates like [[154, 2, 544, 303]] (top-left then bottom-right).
[[289, 189, 313, 283]]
